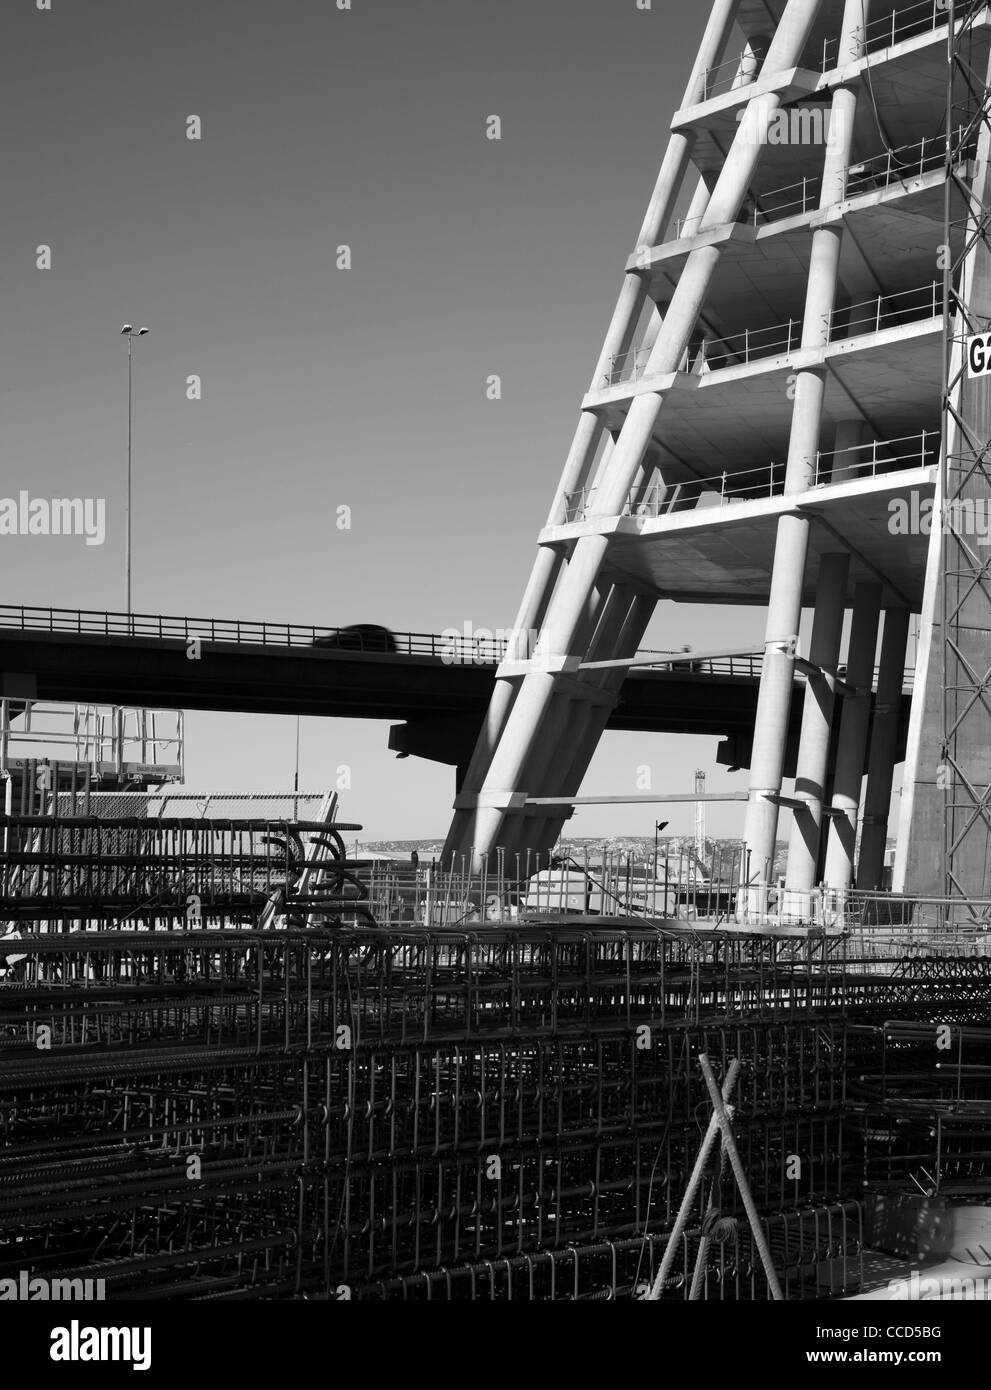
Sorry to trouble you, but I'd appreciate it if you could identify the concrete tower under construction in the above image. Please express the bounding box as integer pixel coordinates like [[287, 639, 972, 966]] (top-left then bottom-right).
[[445, 0, 991, 920]]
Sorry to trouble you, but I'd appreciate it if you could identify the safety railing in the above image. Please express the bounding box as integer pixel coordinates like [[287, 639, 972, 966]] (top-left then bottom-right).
[[743, 173, 823, 228], [696, 49, 767, 101], [602, 277, 941, 390], [564, 431, 935, 523], [825, 279, 941, 338], [599, 344, 655, 386], [844, 128, 970, 198], [0, 607, 511, 665], [0, 700, 184, 780], [601, 319, 800, 382], [812, 429, 938, 483], [820, 0, 984, 69], [359, 858, 985, 932], [696, 2, 984, 109], [0, 605, 470, 657], [0, 605, 710, 676], [672, 130, 969, 243], [597, 327, 748, 385], [0, 605, 918, 692]]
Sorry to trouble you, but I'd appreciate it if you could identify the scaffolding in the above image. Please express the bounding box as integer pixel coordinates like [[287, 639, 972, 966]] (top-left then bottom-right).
[[941, 1, 991, 916], [0, 700, 183, 791]]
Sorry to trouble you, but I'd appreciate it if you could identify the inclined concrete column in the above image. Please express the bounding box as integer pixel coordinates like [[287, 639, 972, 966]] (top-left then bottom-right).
[[822, 582, 883, 891], [457, 0, 826, 861], [515, 581, 639, 854], [783, 552, 850, 911], [680, 174, 715, 239], [593, 0, 745, 387], [443, 5, 743, 864], [832, 418, 868, 482], [557, 589, 655, 793], [858, 608, 910, 889], [733, 36, 773, 88], [533, 591, 657, 857], [742, 0, 866, 902], [446, 428, 621, 851]]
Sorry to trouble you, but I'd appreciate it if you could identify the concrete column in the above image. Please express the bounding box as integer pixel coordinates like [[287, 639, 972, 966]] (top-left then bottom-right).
[[532, 591, 657, 858], [680, 175, 715, 239], [822, 582, 882, 891], [517, 581, 639, 853], [733, 35, 773, 88], [453, 0, 826, 862], [679, 0, 745, 109], [784, 552, 850, 905], [741, 0, 866, 896], [444, 0, 734, 867], [558, 590, 655, 791], [443, 537, 566, 853], [831, 418, 868, 482], [858, 608, 910, 889], [478, 562, 611, 859], [592, 0, 744, 387]]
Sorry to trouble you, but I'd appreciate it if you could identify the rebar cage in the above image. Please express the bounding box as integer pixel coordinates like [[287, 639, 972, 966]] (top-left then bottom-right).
[[2, 817, 991, 1299]]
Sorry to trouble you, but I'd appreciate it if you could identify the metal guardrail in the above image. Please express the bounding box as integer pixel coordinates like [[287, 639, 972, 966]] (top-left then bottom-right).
[[0, 607, 917, 686], [672, 130, 969, 239], [0, 700, 183, 779], [820, 0, 984, 69], [697, 48, 767, 100], [843, 129, 971, 200], [601, 280, 940, 387], [0, 605, 466, 656], [565, 431, 936, 520], [362, 860, 976, 933], [0, 605, 710, 674], [825, 279, 941, 338], [697, 0, 984, 100]]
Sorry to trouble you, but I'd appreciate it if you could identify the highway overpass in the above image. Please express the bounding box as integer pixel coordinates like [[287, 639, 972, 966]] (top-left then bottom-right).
[[0, 606, 909, 784]]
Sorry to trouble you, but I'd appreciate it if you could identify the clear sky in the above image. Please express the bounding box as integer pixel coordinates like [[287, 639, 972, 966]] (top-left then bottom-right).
[[1, 0, 899, 843]]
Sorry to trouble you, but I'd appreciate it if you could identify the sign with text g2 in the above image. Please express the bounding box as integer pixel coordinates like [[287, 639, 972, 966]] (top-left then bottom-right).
[[967, 331, 991, 378]]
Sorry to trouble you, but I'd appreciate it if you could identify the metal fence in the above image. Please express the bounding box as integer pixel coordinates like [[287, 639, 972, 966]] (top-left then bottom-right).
[[599, 279, 940, 389], [566, 431, 935, 524]]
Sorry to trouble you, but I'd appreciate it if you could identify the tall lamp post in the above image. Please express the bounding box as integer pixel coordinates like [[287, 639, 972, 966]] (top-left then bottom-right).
[[653, 820, 669, 914], [120, 325, 149, 619], [653, 820, 669, 880]]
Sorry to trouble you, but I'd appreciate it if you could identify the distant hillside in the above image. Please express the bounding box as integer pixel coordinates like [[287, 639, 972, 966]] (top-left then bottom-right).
[[360, 834, 897, 880]]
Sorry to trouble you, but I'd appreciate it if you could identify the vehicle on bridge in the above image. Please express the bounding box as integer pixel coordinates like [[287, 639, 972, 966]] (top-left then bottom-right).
[[312, 624, 398, 653]]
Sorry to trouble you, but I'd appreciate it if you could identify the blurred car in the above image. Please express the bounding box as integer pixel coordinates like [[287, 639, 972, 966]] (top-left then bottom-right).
[[312, 623, 398, 653], [670, 644, 703, 672]]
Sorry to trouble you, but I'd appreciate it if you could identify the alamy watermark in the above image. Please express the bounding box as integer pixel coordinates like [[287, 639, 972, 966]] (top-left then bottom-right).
[[441, 622, 541, 667], [735, 105, 847, 148], [888, 1270, 991, 1300], [0, 491, 105, 545], [888, 492, 991, 545], [0, 1269, 106, 1300], [50, 1320, 151, 1372]]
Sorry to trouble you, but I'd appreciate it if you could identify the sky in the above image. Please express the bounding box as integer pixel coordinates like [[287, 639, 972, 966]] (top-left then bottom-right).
[[0, 0, 897, 843]]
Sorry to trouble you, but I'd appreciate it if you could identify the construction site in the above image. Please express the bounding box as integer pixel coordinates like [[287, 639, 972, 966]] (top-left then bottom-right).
[[4, 0, 991, 1307]]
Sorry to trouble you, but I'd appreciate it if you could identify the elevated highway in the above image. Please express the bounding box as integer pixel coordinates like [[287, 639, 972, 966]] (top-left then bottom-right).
[[0, 606, 909, 783]]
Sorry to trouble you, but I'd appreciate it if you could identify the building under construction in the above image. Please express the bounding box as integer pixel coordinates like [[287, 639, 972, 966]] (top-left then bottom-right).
[[4, 0, 991, 1302]]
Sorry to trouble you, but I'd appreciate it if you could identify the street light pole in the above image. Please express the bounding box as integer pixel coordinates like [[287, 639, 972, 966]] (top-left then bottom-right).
[[653, 819, 669, 909], [125, 333, 132, 617], [120, 325, 149, 621]]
